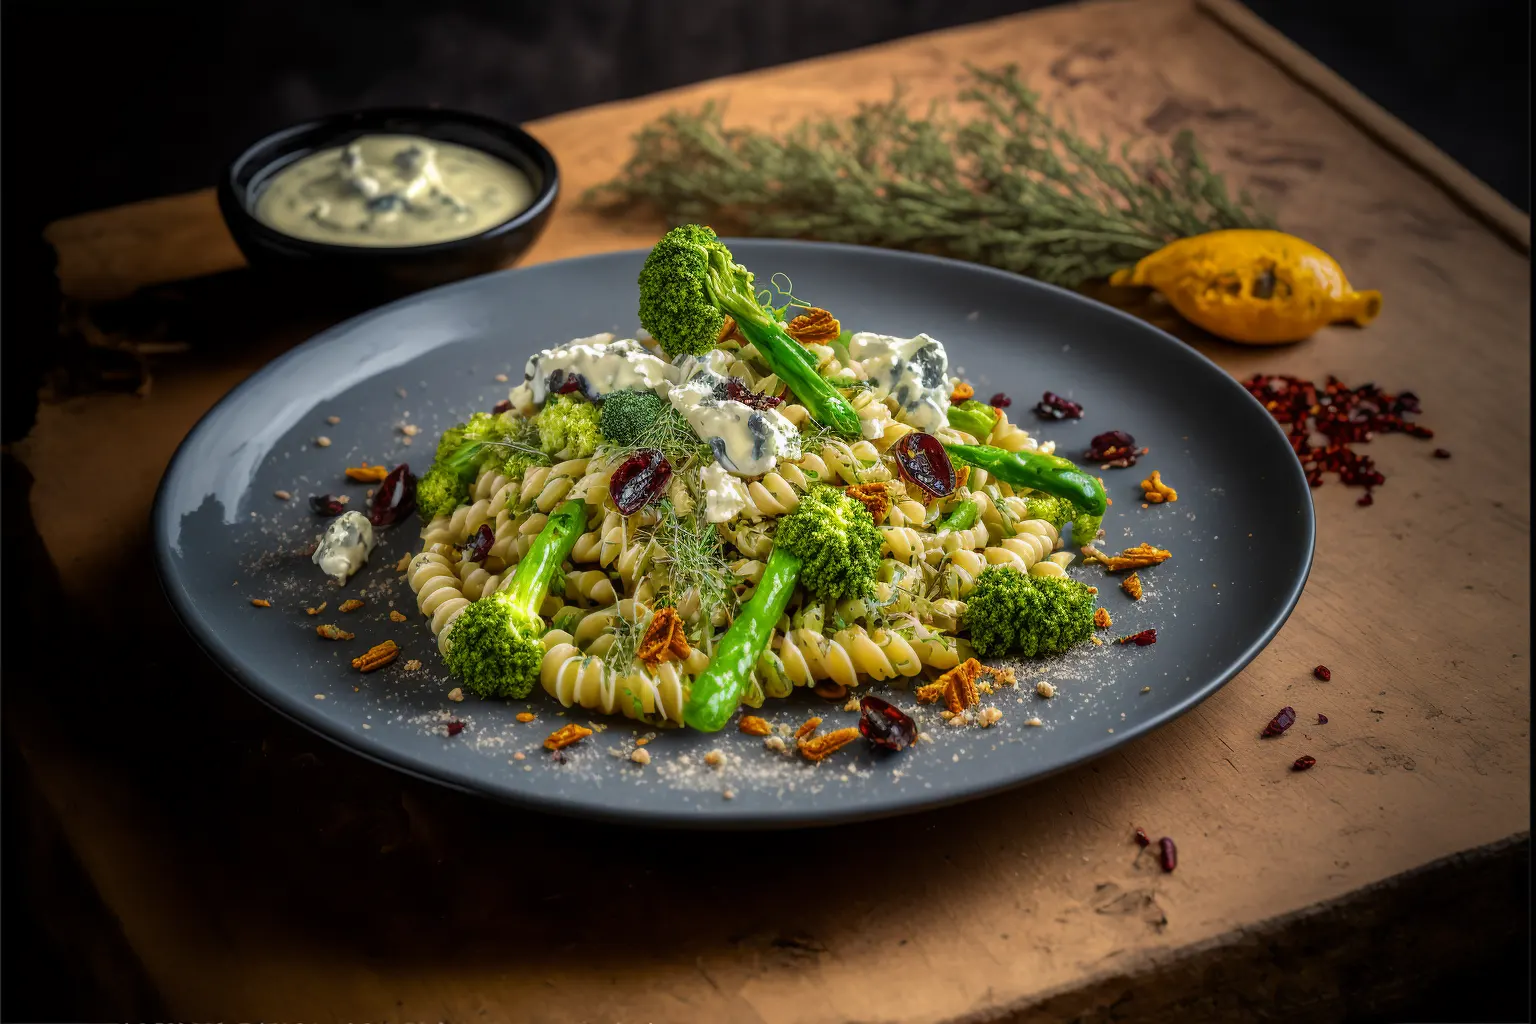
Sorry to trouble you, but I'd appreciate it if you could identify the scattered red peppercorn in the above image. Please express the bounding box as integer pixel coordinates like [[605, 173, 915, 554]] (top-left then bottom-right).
[[1292, 755, 1317, 771], [988, 392, 1012, 408], [1134, 827, 1150, 847], [1086, 430, 1139, 467], [1261, 706, 1297, 737], [858, 694, 917, 751], [1317, 714, 1329, 724], [1158, 836, 1177, 872], [1313, 665, 1331, 682], [1242, 374, 1433, 504], [445, 721, 465, 737], [310, 494, 347, 517], [1032, 391, 1084, 420], [368, 464, 416, 527], [491, 399, 513, 415], [464, 523, 495, 562], [609, 449, 672, 515], [1118, 628, 1157, 646], [893, 432, 957, 499], [1433, 448, 1451, 459]]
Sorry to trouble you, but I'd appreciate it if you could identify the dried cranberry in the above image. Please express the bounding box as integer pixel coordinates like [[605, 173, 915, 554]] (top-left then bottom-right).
[[1433, 448, 1451, 459], [1032, 391, 1084, 420], [310, 494, 346, 517], [988, 392, 1013, 408], [1313, 665, 1331, 682], [723, 376, 785, 410], [1086, 430, 1139, 467], [463, 523, 495, 563], [1134, 827, 1150, 847], [1261, 706, 1297, 737], [858, 694, 917, 751], [548, 369, 586, 395], [892, 432, 957, 500], [610, 449, 672, 516], [1291, 755, 1316, 771], [1118, 628, 1157, 647], [1357, 492, 1374, 506], [1158, 837, 1177, 872], [1317, 714, 1329, 724], [491, 399, 513, 415], [445, 721, 465, 737], [368, 464, 416, 527]]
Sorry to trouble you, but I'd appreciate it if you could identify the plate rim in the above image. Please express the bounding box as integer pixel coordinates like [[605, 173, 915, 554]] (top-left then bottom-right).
[[152, 238, 1316, 829]]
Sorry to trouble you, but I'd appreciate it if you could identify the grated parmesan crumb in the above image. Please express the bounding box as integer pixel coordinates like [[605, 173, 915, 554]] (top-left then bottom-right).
[[447, 687, 464, 702], [1036, 681, 1055, 698], [979, 707, 1003, 727], [1025, 717, 1043, 726], [274, 490, 292, 501], [764, 736, 787, 752], [314, 436, 331, 447], [704, 749, 725, 767], [403, 659, 422, 671], [630, 748, 651, 765], [326, 415, 341, 425]]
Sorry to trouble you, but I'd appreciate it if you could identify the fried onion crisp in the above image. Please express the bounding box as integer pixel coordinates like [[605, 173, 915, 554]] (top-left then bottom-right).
[[637, 606, 691, 669], [784, 307, 841, 346]]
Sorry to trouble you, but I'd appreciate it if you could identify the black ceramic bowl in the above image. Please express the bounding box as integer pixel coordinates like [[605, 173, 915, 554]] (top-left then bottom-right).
[[218, 107, 559, 299]]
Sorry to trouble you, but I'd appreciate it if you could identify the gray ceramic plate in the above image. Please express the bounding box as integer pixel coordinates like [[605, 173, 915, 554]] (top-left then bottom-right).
[[154, 240, 1314, 828]]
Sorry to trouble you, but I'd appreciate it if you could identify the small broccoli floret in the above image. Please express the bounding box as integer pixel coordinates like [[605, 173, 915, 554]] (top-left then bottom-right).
[[1023, 492, 1102, 547], [536, 394, 602, 459], [442, 591, 545, 698], [599, 388, 670, 446], [963, 566, 1097, 658], [773, 486, 881, 601]]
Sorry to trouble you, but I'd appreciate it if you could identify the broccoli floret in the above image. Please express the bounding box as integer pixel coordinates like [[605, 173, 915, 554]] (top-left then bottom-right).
[[963, 566, 1097, 658], [536, 394, 602, 459], [638, 224, 763, 357], [442, 498, 587, 698], [773, 486, 881, 601], [416, 411, 528, 519], [599, 388, 670, 446], [1023, 492, 1103, 548]]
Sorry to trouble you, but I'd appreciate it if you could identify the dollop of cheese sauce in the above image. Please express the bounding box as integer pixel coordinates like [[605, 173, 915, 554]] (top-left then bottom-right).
[[255, 134, 534, 247], [509, 334, 678, 412], [665, 372, 801, 477], [700, 461, 750, 523], [312, 511, 376, 583], [847, 332, 952, 433]]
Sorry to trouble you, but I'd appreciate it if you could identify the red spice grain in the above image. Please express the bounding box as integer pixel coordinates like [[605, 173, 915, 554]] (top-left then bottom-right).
[[1158, 836, 1177, 872], [1292, 755, 1317, 771], [1433, 448, 1451, 459], [491, 399, 513, 415], [445, 721, 465, 737], [1313, 665, 1332, 681], [1261, 706, 1297, 737], [1242, 374, 1433, 504], [988, 392, 1013, 408], [1134, 827, 1150, 847], [1118, 628, 1157, 646], [1317, 714, 1329, 724]]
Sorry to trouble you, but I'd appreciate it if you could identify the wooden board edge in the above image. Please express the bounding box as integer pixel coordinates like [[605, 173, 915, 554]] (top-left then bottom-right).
[[950, 831, 1532, 1024], [1195, 0, 1531, 254]]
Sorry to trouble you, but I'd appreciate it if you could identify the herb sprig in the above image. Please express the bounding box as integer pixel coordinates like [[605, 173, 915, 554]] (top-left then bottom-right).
[[585, 65, 1273, 288]]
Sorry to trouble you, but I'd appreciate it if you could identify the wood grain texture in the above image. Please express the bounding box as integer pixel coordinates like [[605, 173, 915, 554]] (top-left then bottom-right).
[[13, 0, 1530, 1020]]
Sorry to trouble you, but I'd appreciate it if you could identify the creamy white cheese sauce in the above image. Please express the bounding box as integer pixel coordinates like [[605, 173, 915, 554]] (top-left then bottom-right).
[[700, 461, 750, 523], [847, 332, 952, 433], [255, 134, 535, 247], [312, 511, 376, 583], [510, 334, 678, 411], [664, 372, 800, 477]]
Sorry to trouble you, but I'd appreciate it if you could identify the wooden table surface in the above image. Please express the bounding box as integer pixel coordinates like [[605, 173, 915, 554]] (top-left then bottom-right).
[[9, 0, 1530, 1020]]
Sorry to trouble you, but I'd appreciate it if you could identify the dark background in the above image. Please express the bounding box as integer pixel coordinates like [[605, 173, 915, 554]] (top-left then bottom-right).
[[0, 1, 1529, 1020]]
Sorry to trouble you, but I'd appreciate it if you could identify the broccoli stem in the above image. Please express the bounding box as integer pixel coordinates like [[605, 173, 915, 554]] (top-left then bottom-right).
[[939, 499, 979, 532], [944, 443, 1107, 516], [733, 317, 862, 437], [503, 498, 587, 621], [682, 545, 803, 732]]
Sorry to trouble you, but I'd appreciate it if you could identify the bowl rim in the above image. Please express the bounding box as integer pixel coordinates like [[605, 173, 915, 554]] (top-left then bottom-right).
[[218, 105, 560, 258]]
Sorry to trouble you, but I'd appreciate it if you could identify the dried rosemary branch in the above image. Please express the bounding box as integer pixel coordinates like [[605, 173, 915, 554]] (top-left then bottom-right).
[[584, 65, 1274, 287]]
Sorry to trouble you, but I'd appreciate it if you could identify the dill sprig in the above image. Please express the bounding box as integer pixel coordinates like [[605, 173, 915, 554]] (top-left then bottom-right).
[[653, 497, 734, 640], [584, 64, 1274, 288]]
